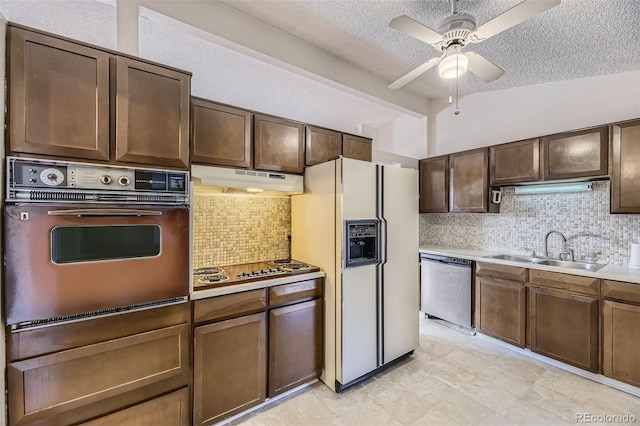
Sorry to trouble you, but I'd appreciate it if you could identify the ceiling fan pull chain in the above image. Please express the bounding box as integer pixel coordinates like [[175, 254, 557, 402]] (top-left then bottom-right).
[[454, 54, 460, 115]]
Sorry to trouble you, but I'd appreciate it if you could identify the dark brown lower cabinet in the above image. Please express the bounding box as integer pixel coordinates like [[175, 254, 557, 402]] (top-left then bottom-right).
[[81, 388, 190, 426], [6, 303, 191, 426], [269, 299, 322, 397], [193, 312, 267, 426], [475, 276, 526, 347], [529, 287, 599, 372], [602, 300, 640, 387]]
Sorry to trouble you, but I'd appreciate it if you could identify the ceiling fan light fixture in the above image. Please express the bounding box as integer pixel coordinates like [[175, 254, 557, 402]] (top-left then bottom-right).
[[438, 46, 468, 79]]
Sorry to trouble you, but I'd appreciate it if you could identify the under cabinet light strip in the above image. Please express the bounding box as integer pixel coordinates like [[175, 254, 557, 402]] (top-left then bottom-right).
[[514, 182, 593, 195]]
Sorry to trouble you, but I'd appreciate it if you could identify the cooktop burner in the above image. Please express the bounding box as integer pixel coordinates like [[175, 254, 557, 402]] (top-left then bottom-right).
[[271, 259, 292, 265], [197, 274, 229, 284], [194, 267, 224, 276], [279, 262, 311, 272]]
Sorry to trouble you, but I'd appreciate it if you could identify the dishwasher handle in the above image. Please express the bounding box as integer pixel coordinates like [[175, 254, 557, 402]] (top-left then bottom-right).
[[420, 254, 472, 267]]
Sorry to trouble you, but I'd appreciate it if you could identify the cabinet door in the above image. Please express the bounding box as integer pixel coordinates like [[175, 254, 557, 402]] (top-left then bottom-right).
[[450, 148, 489, 213], [115, 57, 190, 169], [529, 287, 599, 372], [490, 139, 540, 185], [191, 99, 252, 168], [7, 26, 110, 160], [602, 300, 640, 387], [194, 313, 266, 426], [81, 388, 190, 426], [541, 126, 608, 180], [269, 299, 322, 397], [611, 119, 640, 213], [7, 324, 190, 426], [253, 114, 304, 174], [475, 276, 526, 347], [305, 126, 342, 166], [419, 156, 449, 213], [342, 134, 372, 162]]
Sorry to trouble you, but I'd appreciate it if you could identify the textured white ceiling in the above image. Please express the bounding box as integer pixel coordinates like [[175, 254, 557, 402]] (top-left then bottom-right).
[[220, 0, 640, 98], [2, 0, 639, 160]]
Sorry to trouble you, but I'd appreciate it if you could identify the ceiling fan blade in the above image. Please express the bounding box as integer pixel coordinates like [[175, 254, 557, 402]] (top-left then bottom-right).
[[465, 52, 505, 82], [388, 57, 441, 90], [389, 15, 442, 46], [472, 0, 561, 42]]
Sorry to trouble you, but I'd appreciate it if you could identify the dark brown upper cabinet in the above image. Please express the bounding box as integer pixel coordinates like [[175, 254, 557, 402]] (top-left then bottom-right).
[[7, 26, 110, 161], [253, 114, 305, 174], [419, 156, 449, 213], [450, 148, 489, 213], [342, 134, 372, 162], [541, 126, 609, 180], [611, 119, 640, 213], [115, 57, 190, 169], [305, 126, 342, 166], [490, 139, 540, 185], [7, 25, 191, 169], [191, 98, 252, 169]]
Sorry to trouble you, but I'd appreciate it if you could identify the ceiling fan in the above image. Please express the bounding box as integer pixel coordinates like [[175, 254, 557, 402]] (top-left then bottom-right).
[[388, 0, 561, 90]]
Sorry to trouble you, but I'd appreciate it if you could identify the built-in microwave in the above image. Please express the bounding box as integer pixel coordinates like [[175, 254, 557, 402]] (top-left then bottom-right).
[[345, 220, 379, 268]]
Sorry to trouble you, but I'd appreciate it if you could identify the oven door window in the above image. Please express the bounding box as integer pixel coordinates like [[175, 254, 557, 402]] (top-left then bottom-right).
[[51, 225, 161, 264]]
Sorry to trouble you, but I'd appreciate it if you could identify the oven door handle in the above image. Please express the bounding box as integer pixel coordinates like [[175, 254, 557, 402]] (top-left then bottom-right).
[[47, 209, 163, 217]]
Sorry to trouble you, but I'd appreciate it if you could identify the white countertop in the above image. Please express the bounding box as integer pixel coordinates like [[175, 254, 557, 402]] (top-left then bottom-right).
[[419, 245, 640, 285], [190, 271, 326, 300]]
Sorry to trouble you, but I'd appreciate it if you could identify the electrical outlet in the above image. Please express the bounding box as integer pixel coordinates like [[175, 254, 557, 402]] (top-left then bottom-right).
[[284, 229, 291, 240]]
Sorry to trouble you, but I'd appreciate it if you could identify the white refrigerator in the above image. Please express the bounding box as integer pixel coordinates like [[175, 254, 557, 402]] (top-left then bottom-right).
[[291, 157, 419, 391]]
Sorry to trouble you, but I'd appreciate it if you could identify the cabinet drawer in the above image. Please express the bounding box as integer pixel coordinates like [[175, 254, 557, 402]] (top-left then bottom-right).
[[8, 303, 190, 362], [475, 262, 528, 282], [82, 388, 190, 426], [269, 279, 323, 307], [8, 324, 190, 425], [601, 280, 640, 304], [529, 270, 599, 296], [194, 289, 267, 324]]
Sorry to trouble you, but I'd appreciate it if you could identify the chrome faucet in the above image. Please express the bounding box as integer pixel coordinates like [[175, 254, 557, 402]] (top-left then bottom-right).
[[544, 230, 574, 260]]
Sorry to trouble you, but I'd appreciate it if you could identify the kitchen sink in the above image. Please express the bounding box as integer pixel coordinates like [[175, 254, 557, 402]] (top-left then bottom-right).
[[535, 259, 606, 272], [485, 254, 537, 263], [484, 254, 606, 272]]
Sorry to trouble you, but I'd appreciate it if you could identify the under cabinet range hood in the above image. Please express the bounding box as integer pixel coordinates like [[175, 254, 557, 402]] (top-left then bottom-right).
[[191, 164, 303, 195]]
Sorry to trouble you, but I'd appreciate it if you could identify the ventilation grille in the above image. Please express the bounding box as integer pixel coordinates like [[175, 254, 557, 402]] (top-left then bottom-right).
[[10, 296, 188, 332], [30, 191, 87, 201], [10, 190, 188, 205]]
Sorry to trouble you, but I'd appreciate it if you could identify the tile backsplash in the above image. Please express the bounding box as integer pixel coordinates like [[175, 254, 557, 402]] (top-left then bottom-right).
[[420, 181, 640, 265], [193, 193, 290, 268]]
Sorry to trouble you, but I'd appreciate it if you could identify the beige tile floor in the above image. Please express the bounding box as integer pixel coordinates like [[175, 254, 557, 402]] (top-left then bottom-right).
[[230, 316, 640, 425]]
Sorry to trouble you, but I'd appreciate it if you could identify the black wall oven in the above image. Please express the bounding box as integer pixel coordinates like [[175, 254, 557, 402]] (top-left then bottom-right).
[[4, 157, 190, 330]]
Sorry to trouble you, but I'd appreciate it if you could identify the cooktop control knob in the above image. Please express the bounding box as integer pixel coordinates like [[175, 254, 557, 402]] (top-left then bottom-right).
[[100, 175, 113, 185], [40, 168, 64, 186], [118, 176, 131, 186]]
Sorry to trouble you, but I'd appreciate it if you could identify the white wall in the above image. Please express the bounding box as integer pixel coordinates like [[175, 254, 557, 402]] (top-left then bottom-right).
[[428, 70, 640, 156], [366, 115, 428, 160]]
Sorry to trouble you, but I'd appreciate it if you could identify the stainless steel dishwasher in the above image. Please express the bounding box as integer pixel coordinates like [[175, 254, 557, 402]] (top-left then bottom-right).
[[420, 253, 473, 328]]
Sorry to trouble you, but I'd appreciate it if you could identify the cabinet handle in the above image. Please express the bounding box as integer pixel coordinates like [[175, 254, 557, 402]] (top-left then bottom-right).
[[48, 209, 163, 217]]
